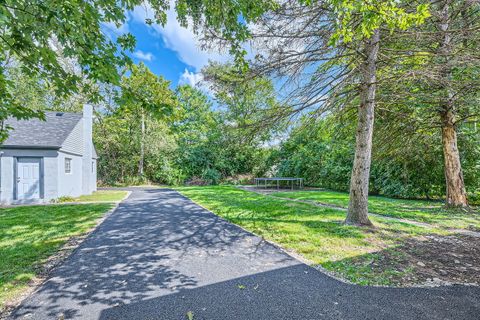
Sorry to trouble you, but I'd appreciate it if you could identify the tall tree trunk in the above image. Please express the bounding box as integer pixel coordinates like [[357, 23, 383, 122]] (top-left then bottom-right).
[[441, 111, 468, 206], [345, 29, 380, 227], [138, 110, 145, 177], [437, 0, 468, 207]]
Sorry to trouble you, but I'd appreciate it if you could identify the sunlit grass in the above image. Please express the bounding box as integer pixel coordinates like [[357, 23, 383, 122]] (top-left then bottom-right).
[[175, 186, 447, 285], [272, 189, 480, 230], [59, 190, 129, 203], [0, 203, 113, 309]]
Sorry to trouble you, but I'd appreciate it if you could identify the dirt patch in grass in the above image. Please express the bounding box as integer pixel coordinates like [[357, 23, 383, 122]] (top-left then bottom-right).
[[332, 234, 480, 287], [400, 234, 480, 285]]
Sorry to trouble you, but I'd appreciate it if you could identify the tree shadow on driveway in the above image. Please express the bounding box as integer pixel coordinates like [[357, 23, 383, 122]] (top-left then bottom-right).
[[12, 188, 294, 319], [98, 263, 480, 320], [11, 188, 480, 320]]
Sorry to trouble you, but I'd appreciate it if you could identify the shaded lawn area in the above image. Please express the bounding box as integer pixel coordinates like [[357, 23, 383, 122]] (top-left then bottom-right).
[[59, 190, 129, 203], [271, 190, 480, 230], [175, 186, 454, 286], [0, 203, 113, 310]]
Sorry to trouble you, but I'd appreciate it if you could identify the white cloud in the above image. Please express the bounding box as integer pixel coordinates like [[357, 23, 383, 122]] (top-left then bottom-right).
[[132, 50, 155, 61], [178, 69, 203, 87], [130, 4, 227, 71]]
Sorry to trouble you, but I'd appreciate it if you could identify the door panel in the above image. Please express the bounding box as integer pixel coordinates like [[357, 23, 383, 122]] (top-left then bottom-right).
[[17, 158, 41, 200]]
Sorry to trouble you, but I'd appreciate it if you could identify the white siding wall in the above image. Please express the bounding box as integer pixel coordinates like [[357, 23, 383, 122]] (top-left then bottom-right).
[[0, 149, 58, 204], [57, 105, 97, 196], [82, 105, 94, 194], [61, 119, 84, 155], [57, 151, 83, 198]]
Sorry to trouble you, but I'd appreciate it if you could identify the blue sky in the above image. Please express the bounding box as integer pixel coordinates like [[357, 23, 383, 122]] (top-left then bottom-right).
[[102, 4, 228, 88], [128, 19, 187, 84]]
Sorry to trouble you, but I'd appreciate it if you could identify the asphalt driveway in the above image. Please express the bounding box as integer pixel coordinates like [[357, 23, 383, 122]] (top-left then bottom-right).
[[12, 188, 480, 319]]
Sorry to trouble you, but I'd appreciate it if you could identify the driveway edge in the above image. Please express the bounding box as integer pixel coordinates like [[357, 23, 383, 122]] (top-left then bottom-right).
[[172, 189, 356, 287]]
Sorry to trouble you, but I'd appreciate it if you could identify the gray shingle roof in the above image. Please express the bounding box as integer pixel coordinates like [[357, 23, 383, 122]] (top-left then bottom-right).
[[2, 112, 82, 149]]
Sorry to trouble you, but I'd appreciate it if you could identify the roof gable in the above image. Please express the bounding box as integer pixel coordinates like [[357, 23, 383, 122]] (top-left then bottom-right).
[[2, 112, 82, 149]]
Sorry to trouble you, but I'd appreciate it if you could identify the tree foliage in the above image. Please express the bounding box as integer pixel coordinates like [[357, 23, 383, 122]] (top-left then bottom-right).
[[95, 63, 178, 183], [0, 0, 274, 139], [94, 63, 281, 186], [376, 0, 480, 206], [0, 0, 144, 133], [273, 113, 480, 201], [3, 0, 480, 209]]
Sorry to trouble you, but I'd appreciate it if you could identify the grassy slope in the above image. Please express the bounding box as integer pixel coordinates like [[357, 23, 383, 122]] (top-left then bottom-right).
[[272, 190, 480, 229], [0, 203, 113, 308], [176, 186, 448, 285]]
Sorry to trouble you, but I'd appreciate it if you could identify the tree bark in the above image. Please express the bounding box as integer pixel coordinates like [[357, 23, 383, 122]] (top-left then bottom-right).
[[437, 0, 468, 207], [345, 29, 380, 227], [441, 111, 468, 207]]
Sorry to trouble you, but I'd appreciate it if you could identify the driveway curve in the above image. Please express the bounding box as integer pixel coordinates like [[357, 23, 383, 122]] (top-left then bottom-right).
[[12, 188, 480, 319]]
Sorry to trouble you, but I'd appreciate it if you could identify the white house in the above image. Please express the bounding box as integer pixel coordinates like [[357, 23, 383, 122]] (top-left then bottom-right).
[[0, 105, 97, 204]]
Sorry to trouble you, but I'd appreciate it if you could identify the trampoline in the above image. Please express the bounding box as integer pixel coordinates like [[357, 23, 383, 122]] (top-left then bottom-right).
[[254, 177, 304, 190]]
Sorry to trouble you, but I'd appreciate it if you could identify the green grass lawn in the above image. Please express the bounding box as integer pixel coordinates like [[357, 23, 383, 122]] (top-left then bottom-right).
[[0, 203, 113, 310], [175, 186, 450, 285], [271, 190, 480, 230], [59, 190, 129, 203]]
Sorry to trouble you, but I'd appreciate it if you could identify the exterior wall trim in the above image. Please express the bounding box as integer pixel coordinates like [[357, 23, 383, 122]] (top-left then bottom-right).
[[13, 157, 16, 201], [59, 149, 83, 157], [1, 145, 60, 150]]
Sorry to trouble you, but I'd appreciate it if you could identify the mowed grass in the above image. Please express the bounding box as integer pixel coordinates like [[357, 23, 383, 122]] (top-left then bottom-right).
[[272, 190, 480, 230], [0, 203, 113, 309], [60, 190, 129, 203], [175, 186, 448, 285]]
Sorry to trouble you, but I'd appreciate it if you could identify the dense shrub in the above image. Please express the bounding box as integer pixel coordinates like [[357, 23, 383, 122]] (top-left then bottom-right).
[[272, 116, 480, 200]]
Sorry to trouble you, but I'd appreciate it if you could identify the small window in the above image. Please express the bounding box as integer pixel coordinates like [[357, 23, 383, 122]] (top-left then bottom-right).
[[65, 158, 72, 174], [92, 161, 95, 173]]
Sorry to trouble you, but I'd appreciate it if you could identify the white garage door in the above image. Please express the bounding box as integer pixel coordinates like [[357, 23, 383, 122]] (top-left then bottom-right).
[[17, 158, 41, 200]]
